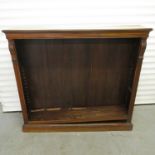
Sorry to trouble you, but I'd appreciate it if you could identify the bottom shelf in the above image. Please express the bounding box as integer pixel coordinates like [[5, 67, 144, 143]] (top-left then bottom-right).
[[29, 105, 128, 124], [23, 122, 132, 132]]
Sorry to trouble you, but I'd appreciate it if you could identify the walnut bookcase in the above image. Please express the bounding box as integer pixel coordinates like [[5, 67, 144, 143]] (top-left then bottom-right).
[[3, 28, 152, 132]]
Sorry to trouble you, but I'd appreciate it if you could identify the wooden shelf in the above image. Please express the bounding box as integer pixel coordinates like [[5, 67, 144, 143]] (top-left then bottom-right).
[[29, 105, 128, 124]]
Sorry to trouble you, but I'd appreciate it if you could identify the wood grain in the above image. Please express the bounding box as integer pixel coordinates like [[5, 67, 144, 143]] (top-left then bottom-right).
[[3, 29, 152, 39], [3, 29, 152, 132], [14, 38, 140, 110], [29, 105, 128, 124], [23, 122, 132, 132]]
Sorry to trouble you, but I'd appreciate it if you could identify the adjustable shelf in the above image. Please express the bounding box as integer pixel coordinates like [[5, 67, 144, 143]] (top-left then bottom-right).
[[3, 28, 152, 132]]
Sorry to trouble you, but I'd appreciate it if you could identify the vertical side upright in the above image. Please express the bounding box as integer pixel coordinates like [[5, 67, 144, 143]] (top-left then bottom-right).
[[8, 40, 28, 123], [128, 38, 147, 122]]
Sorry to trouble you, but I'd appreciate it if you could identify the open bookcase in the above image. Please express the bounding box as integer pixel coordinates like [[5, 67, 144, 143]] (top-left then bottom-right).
[[3, 28, 152, 132]]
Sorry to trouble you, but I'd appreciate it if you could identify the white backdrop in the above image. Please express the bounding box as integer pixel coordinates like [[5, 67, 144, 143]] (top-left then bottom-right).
[[0, 0, 155, 111]]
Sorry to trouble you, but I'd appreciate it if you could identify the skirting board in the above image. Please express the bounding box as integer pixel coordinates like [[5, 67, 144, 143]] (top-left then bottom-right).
[[23, 122, 133, 132]]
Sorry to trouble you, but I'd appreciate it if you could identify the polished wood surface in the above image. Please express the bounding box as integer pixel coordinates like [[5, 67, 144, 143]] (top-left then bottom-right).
[[15, 38, 139, 110], [3, 29, 152, 39], [23, 122, 132, 132], [3, 28, 152, 132], [29, 105, 128, 124]]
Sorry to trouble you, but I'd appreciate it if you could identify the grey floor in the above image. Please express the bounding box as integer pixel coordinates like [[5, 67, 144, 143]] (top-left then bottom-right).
[[0, 105, 155, 155]]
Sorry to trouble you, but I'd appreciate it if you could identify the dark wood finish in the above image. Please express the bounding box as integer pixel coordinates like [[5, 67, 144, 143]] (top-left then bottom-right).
[[128, 38, 148, 121], [23, 122, 132, 132], [3, 28, 152, 132], [29, 105, 128, 124], [3, 29, 152, 39], [8, 40, 28, 123]]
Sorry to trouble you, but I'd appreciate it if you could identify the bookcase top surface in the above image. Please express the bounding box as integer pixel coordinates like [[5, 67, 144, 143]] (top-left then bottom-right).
[[3, 27, 152, 39]]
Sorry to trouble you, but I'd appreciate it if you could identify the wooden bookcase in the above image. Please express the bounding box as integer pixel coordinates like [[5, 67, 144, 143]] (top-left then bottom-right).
[[3, 28, 152, 132]]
